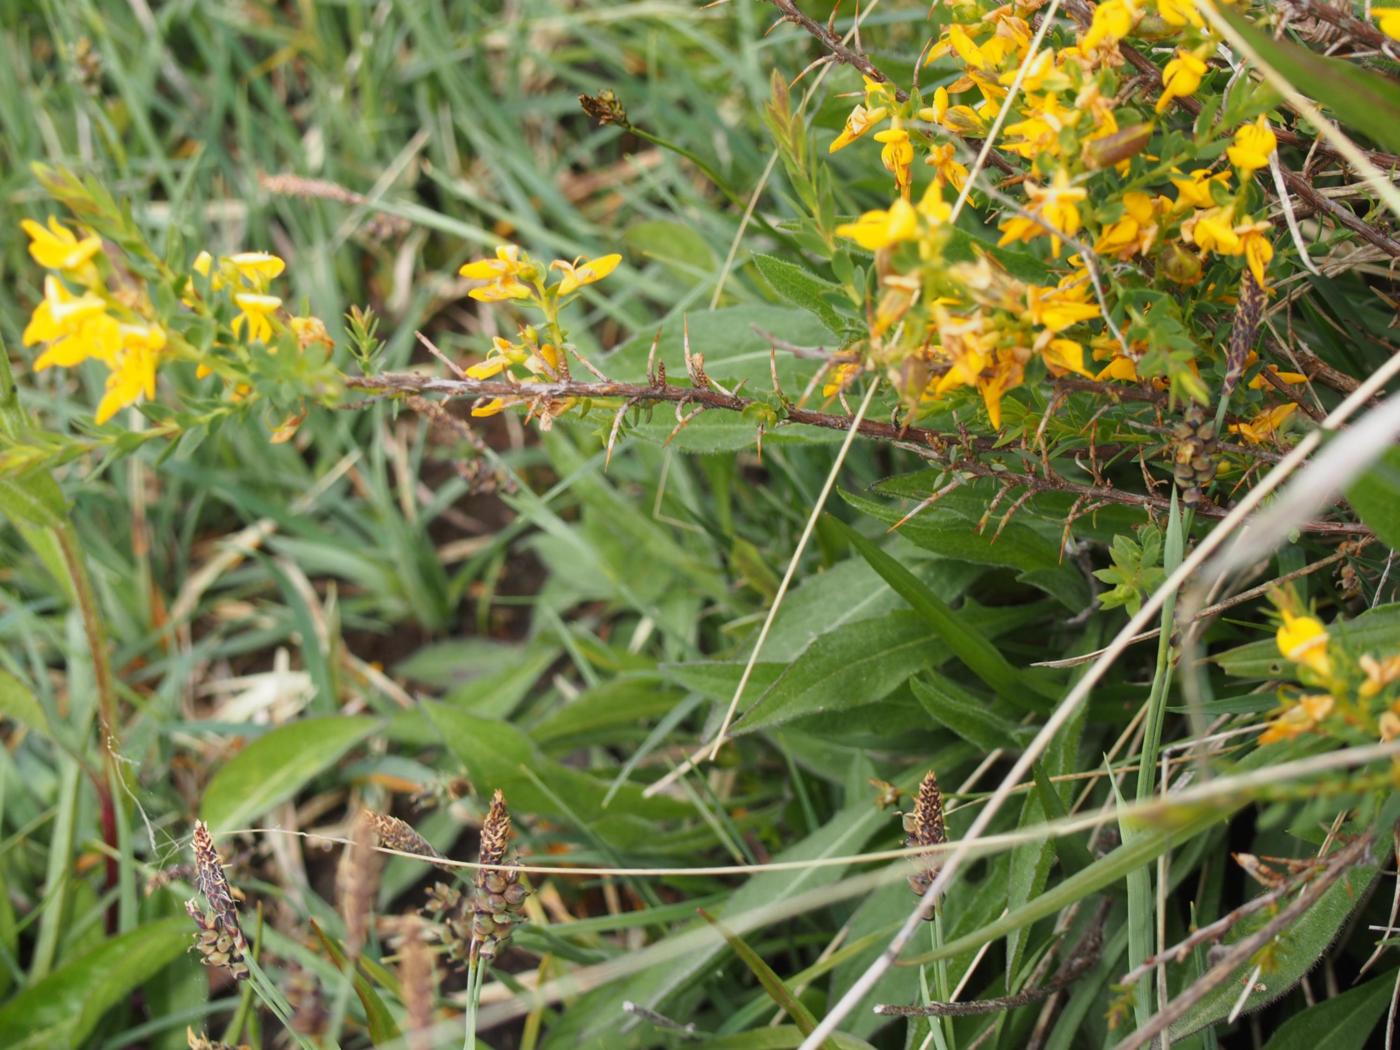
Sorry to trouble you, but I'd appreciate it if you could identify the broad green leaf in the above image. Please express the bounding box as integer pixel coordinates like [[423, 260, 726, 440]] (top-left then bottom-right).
[[532, 676, 684, 747], [832, 514, 1051, 707], [1258, 971, 1396, 1050], [910, 673, 1035, 751], [841, 489, 1087, 608], [1345, 447, 1400, 549], [310, 919, 402, 1046], [1217, 6, 1400, 153], [753, 253, 852, 335], [1171, 861, 1381, 1040], [423, 701, 686, 844], [624, 219, 718, 284], [0, 670, 49, 739], [734, 611, 944, 732], [200, 715, 379, 832], [0, 917, 187, 1049], [1217, 603, 1400, 678]]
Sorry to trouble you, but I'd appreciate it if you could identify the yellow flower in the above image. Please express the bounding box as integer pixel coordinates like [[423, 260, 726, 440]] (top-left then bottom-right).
[[1227, 117, 1276, 176], [1082, 0, 1138, 50], [525, 342, 564, 377], [925, 143, 970, 193], [919, 87, 987, 137], [227, 251, 286, 289], [1156, 50, 1208, 115], [465, 336, 520, 379], [471, 397, 508, 417], [822, 361, 860, 398], [1360, 654, 1400, 699], [1170, 168, 1231, 211], [290, 315, 334, 350], [193, 251, 213, 277], [1041, 337, 1093, 378], [1230, 402, 1297, 445], [874, 126, 914, 198], [460, 245, 534, 301], [232, 292, 282, 344], [835, 197, 919, 250], [1237, 220, 1273, 287], [1247, 364, 1306, 390], [997, 169, 1086, 257], [1373, 7, 1400, 40], [22, 216, 103, 272], [95, 324, 165, 424], [1259, 693, 1334, 745], [1094, 191, 1160, 259], [551, 253, 622, 296], [829, 103, 890, 153], [916, 181, 953, 225], [1095, 355, 1139, 382], [1154, 0, 1202, 27], [24, 276, 120, 371], [1025, 280, 1100, 332], [1380, 710, 1400, 742], [1184, 206, 1242, 256]]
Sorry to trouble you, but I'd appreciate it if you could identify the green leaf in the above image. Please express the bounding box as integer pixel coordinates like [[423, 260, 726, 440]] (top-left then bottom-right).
[[0, 917, 187, 1049], [1258, 971, 1396, 1050], [841, 488, 1087, 608], [752, 253, 851, 335], [734, 611, 945, 733], [0, 476, 66, 530], [831, 514, 1050, 708], [532, 676, 684, 747], [697, 1029, 878, 1050], [310, 920, 403, 1046], [624, 219, 718, 284], [200, 716, 379, 833], [1217, 5, 1400, 153], [1171, 861, 1381, 1040], [1217, 603, 1400, 678], [0, 670, 50, 740], [910, 673, 1035, 751], [699, 909, 825, 1041], [1345, 447, 1400, 550]]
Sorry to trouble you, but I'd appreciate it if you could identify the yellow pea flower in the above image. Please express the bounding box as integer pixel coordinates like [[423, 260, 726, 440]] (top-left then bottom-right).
[[1373, 7, 1400, 40], [918, 87, 988, 137], [1259, 693, 1334, 745], [874, 126, 914, 198], [1154, 0, 1202, 27], [829, 102, 890, 153], [22, 216, 103, 272], [471, 397, 508, 417], [1025, 280, 1100, 332], [1227, 117, 1277, 176], [1041, 337, 1093, 378], [822, 361, 860, 398], [1247, 364, 1306, 390], [1230, 402, 1298, 446], [1170, 168, 1231, 211], [835, 197, 919, 250], [228, 251, 286, 288], [1360, 654, 1400, 699], [1095, 355, 1139, 382], [232, 292, 282, 344], [1082, 0, 1138, 50], [290, 315, 334, 350], [1184, 206, 1242, 256], [1094, 191, 1160, 259], [460, 245, 534, 301], [916, 181, 953, 225], [95, 324, 166, 424], [997, 169, 1085, 257], [1156, 50, 1207, 114], [1237, 220, 1273, 287], [25, 276, 120, 371], [552, 253, 622, 296], [925, 143, 970, 193], [1274, 608, 1331, 677]]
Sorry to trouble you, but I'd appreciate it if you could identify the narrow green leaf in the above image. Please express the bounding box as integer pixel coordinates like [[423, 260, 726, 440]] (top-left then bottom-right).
[[829, 514, 1050, 708], [200, 716, 379, 833], [1217, 6, 1400, 153], [910, 672, 1035, 751], [1030, 763, 1095, 879], [697, 1028, 879, 1050], [752, 253, 850, 335], [1345, 447, 1400, 549], [0, 670, 50, 740], [310, 919, 403, 1046], [699, 909, 825, 1041]]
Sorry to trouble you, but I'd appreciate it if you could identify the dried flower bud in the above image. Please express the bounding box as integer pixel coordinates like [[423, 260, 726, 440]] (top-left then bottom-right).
[[364, 810, 448, 866], [192, 822, 245, 947], [579, 89, 629, 128], [904, 770, 948, 905], [186, 899, 249, 982]]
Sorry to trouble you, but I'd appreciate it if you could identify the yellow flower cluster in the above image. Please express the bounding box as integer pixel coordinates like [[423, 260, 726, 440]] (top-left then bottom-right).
[[819, 0, 1288, 430], [1260, 601, 1400, 746], [21, 218, 165, 423], [459, 246, 621, 303]]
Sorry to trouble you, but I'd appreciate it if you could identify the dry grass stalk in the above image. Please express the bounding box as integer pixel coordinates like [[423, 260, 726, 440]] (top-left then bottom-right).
[[904, 770, 947, 904], [337, 810, 382, 956], [396, 914, 437, 1050]]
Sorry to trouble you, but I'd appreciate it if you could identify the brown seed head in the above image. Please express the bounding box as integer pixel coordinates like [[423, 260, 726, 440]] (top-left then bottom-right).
[[477, 789, 512, 875], [192, 821, 244, 943], [905, 770, 947, 905], [364, 810, 447, 865], [578, 89, 629, 128]]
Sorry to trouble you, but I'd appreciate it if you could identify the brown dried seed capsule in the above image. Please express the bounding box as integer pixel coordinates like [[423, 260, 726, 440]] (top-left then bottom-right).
[[363, 810, 447, 865], [906, 770, 948, 909]]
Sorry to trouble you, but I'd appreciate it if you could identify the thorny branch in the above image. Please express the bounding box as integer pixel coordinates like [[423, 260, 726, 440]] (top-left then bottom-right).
[[768, 0, 907, 101], [347, 370, 1372, 537]]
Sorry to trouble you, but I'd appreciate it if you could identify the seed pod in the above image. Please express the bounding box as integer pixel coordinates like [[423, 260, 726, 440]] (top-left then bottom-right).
[[1083, 123, 1152, 170]]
